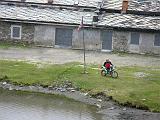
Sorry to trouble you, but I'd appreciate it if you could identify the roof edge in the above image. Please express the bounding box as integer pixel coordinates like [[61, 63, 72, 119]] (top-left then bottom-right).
[[0, 0, 97, 10], [1, 18, 160, 32], [100, 8, 160, 17]]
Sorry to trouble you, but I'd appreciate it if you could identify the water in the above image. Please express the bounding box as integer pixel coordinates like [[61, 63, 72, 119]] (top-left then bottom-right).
[[0, 89, 107, 120]]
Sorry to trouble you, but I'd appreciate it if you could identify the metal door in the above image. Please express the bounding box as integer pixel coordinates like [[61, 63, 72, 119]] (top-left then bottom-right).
[[55, 28, 73, 47], [101, 31, 112, 50]]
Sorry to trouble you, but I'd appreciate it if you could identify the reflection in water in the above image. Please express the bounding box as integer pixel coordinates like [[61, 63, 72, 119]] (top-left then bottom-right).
[[0, 89, 107, 120]]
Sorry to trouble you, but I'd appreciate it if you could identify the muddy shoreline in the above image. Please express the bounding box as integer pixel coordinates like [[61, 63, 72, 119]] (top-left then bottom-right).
[[0, 80, 160, 120]]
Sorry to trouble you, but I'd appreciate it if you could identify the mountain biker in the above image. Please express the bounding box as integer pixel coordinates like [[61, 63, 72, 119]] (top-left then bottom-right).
[[103, 59, 113, 73]]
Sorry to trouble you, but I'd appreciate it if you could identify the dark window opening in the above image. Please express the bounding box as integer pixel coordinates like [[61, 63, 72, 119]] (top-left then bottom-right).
[[11, 25, 21, 39], [154, 34, 160, 46], [130, 32, 140, 45]]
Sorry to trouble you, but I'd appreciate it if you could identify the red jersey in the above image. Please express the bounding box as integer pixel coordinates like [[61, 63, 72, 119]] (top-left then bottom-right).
[[105, 63, 111, 69]]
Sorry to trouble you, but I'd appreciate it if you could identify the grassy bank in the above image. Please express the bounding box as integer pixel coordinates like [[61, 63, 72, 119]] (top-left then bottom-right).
[[0, 41, 32, 49], [0, 60, 160, 112]]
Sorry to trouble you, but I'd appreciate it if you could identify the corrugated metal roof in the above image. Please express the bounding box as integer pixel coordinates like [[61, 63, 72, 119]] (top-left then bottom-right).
[[98, 13, 160, 30], [0, 4, 96, 25]]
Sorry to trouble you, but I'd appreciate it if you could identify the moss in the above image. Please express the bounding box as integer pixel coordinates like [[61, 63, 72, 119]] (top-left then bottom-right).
[[0, 40, 33, 49]]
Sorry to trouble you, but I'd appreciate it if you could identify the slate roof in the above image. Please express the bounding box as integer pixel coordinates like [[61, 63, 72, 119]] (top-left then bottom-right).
[[6, 0, 160, 12], [1, 1, 160, 31], [0, 4, 96, 25], [103, 0, 122, 10], [4, 0, 103, 7], [103, 0, 160, 12], [98, 13, 160, 30], [129, 0, 160, 12]]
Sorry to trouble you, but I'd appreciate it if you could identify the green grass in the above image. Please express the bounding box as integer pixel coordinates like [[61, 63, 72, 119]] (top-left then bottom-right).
[[0, 41, 32, 49], [0, 60, 160, 112]]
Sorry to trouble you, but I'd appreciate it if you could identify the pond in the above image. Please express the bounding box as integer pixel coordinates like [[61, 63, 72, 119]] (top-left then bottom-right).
[[0, 89, 108, 120]]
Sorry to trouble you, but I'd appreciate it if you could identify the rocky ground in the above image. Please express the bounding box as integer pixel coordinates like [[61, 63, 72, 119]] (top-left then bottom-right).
[[0, 47, 160, 120]]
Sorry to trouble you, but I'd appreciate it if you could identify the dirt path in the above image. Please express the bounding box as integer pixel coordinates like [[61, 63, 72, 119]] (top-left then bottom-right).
[[0, 47, 160, 120], [0, 47, 160, 66]]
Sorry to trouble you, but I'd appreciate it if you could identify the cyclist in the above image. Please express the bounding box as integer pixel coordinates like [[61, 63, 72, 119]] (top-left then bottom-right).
[[103, 59, 113, 73]]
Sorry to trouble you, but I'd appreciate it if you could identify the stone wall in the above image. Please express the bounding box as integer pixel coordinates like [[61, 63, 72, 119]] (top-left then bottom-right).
[[0, 21, 34, 43], [112, 31, 130, 52], [112, 30, 160, 55], [22, 24, 34, 43], [0, 21, 11, 41], [0, 21, 159, 55]]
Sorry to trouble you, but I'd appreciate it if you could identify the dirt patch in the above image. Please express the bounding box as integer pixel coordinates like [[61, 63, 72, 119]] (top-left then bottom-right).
[[134, 72, 149, 78], [0, 48, 160, 67]]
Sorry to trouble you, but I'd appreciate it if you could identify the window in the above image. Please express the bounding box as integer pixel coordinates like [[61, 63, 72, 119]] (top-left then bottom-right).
[[130, 32, 140, 45], [11, 25, 21, 39], [154, 34, 160, 46]]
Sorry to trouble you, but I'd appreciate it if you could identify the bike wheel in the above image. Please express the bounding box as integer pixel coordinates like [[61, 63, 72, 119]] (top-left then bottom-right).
[[111, 71, 118, 78], [101, 70, 106, 76]]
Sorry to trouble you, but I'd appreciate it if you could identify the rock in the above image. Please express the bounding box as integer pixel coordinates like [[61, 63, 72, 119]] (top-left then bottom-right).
[[67, 88, 76, 92], [60, 88, 66, 92], [2, 82, 7, 85], [9, 86, 13, 90], [67, 87, 75, 91], [29, 86, 37, 90], [56, 87, 62, 91], [16, 88, 19, 90], [97, 99, 102, 102], [29, 86, 33, 90], [96, 104, 101, 108], [134, 72, 148, 78], [89, 95, 92, 98], [84, 93, 88, 96], [53, 87, 58, 90], [48, 86, 53, 90], [63, 85, 68, 88], [81, 93, 88, 96], [19, 84, 23, 87], [71, 89, 75, 92], [108, 107, 115, 110], [123, 107, 127, 111]]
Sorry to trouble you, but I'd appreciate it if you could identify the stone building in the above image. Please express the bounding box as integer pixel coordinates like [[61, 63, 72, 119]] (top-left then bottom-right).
[[0, 0, 160, 55]]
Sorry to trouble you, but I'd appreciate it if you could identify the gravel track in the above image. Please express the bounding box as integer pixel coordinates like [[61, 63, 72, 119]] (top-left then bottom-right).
[[0, 47, 159, 67]]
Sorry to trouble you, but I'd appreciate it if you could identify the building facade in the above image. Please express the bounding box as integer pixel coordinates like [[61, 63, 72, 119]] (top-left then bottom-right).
[[0, 0, 160, 55]]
